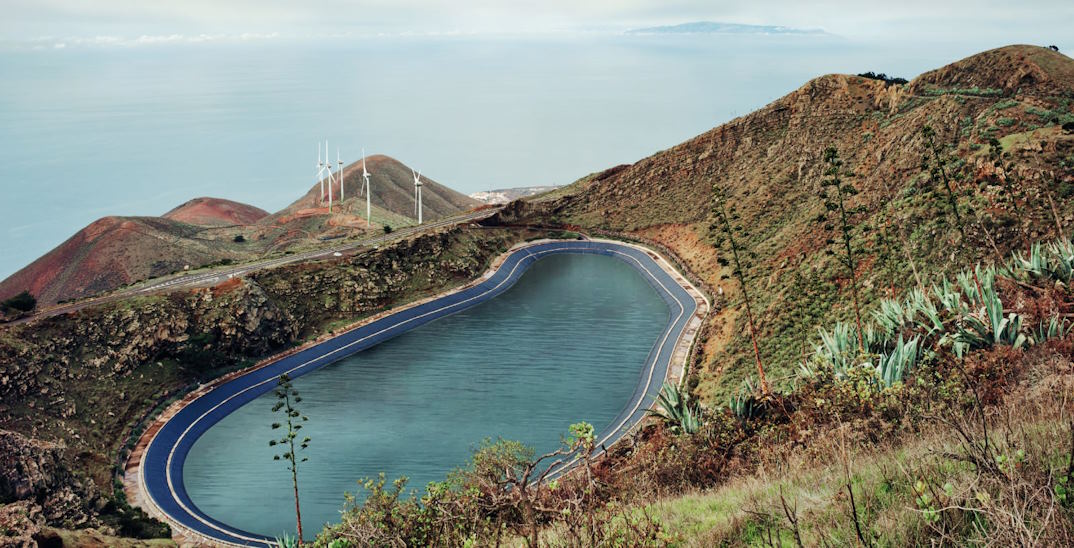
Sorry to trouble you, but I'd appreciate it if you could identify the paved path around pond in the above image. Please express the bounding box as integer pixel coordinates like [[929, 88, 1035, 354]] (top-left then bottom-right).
[[128, 238, 709, 547]]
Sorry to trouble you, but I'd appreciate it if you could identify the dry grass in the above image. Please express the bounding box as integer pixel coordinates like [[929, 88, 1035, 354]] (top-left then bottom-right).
[[631, 351, 1074, 546]]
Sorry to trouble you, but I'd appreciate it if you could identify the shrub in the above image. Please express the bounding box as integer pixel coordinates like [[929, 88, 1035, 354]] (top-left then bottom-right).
[[857, 72, 908, 85], [1059, 181, 1074, 199], [233, 234, 246, 243], [382, 225, 393, 234]]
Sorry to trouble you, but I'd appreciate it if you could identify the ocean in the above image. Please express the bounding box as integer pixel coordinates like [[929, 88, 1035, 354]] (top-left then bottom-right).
[[0, 34, 993, 279]]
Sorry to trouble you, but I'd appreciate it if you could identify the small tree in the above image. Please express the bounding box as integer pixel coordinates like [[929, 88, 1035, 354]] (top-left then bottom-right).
[[233, 234, 246, 243], [382, 225, 393, 234], [270, 374, 311, 543], [818, 147, 866, 351], [1, 290, 36, 313], [709, 182, 769, 395]]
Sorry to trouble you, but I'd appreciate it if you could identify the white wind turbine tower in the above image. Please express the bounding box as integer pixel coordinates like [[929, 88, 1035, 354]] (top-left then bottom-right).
[[412, 169, 424, 225], [317, 142, 326, 206], [361, 149, 372, 226], [337, 147, 344, 205], [325, 140, 334, 213]]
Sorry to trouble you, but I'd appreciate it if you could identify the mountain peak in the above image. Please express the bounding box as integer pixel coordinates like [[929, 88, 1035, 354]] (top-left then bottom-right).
[[910, 44, 1074, 96], [163, 197, 269, 227]]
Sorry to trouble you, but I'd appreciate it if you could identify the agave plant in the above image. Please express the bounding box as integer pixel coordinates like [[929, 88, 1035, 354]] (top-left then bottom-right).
[[933, 277, 968, 318], [954, 265, 996, 308], [1034, 315, 1073, 344], [872, 297, 908, 336], [647, 381, 702, 434], [813, 322, 864, 378], [873, 335, 921, 388], [1005, 237, 1074, 286], [275, 534, 301, 548], [872, 288, 944, 341], [729, 392, 762, 421], [950, 283, 1028, 357]]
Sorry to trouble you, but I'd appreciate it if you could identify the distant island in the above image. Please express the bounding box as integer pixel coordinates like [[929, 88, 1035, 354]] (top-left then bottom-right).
[[626, 21, 828, 36]]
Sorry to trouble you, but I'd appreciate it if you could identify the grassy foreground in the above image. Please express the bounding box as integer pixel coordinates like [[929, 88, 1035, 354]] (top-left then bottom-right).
[[613, 369, 1072, 546], [305, 233, 1074, 547]]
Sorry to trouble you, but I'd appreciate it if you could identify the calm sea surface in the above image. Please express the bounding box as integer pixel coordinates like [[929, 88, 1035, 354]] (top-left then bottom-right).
[[0, 34, 983, 279], [183, 253, 670, 537]]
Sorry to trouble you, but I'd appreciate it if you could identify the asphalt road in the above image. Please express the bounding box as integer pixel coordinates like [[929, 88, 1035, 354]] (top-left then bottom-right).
[[7, 207, 502, 327], [138, 239, 699, 546]]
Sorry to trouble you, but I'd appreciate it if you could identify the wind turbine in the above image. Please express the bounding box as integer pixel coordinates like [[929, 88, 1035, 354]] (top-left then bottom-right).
[[325, 140, 334, 213], [317, 142, 325, 206], [412, 169, 423, 225], [337, 148, 344, 205], [361, 149, 372, 226]]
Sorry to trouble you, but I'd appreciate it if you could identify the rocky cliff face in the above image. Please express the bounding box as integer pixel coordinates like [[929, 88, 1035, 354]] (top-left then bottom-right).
[[0, 427, 100, 530], [0, 227, 521, 537]]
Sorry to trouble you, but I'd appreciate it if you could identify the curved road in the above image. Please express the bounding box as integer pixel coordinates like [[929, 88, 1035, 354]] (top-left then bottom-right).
[[137, 239, 703, 546]]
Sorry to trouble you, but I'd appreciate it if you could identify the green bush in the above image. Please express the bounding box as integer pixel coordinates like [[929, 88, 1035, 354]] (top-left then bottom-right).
[[383, 225, 393, 234], [1059, 182, 1074, 199], [1, 290, 36, 312]]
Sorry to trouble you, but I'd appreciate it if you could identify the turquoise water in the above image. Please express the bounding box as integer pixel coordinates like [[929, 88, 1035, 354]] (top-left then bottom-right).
[[182, 253, 670, 538]]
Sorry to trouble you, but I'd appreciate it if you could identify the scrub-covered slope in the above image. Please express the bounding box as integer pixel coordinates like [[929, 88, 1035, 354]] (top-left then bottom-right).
[[0, 226, 531, 542], [0, 216, 257, 307], [518, 44, 1074, 398]]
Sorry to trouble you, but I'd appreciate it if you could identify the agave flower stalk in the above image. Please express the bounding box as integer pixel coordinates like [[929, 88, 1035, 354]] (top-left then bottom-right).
[[819, 147, 866, 352], [270, 374, 311, 544], [711, 185, 770, 395]]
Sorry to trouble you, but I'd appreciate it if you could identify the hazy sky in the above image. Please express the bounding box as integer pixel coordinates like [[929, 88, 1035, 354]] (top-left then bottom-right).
[[3, 0, 1071, 43]]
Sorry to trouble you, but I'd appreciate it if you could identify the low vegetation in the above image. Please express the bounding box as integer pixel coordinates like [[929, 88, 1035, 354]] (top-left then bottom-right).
[[856, 72, 908, 86], [0, 290, 36, 313], [307, 225, 1073, 545]]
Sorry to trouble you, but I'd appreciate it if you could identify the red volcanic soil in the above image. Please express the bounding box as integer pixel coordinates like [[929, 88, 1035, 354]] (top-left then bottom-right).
[[0, 216, 242, 306], [1, 158, 478, 307], [163, 197, 269, 227]]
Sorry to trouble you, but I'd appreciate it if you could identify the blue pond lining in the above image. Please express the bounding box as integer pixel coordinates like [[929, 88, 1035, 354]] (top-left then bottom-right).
[[140, 240, 699, 546]]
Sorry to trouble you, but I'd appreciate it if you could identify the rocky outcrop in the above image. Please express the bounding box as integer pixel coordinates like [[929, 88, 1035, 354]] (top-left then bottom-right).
[[0, 429, 101, 534], [249, 226, 506, 332], [0, 227, 518, 535]]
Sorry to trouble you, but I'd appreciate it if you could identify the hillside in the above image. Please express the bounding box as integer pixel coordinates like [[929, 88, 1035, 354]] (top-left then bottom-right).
[[0, 227, 535, 544], [514, 44, 1074, 400], [308, 45, 1074, 547], [0, 216, 258, 307], [1, 44, 1073, 547], [0, 156, 475, 307], [273, 154, 481, 223], [162, 197, 269, 226]]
